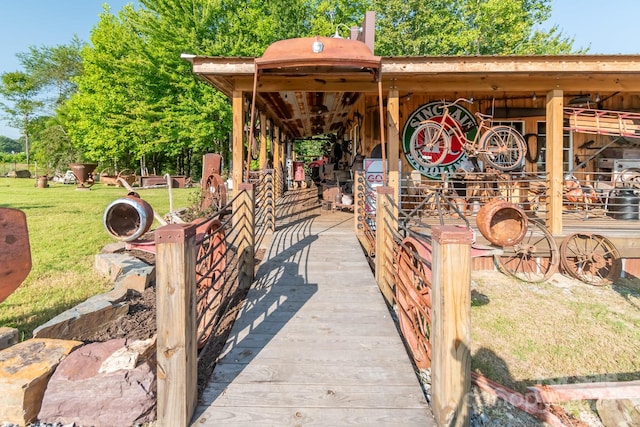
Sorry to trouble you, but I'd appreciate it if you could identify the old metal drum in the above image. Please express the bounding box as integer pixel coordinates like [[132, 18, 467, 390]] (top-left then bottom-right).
[[476, 199, 528, 247], [103, 194, 155, 241]]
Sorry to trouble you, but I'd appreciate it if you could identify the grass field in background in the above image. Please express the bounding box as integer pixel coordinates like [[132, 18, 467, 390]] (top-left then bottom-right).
[[0, 177, 198, 339]]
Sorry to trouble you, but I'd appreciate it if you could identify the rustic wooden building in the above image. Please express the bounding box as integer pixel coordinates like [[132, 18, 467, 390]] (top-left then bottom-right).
[[183, 22, 640, 277]]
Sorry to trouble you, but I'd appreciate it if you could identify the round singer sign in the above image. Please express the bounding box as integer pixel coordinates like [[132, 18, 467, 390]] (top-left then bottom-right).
[[402, 101, 478, 179]]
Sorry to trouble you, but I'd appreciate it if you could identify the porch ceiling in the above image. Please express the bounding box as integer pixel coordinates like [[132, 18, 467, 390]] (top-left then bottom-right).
[[185, 53, 640, 140]]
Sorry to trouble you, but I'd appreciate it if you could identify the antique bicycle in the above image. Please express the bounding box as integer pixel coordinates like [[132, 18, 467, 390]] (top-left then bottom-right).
[[409, 98, 527, 171]]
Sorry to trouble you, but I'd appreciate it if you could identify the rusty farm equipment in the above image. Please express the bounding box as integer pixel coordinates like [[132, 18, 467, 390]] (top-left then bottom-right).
[[200, 153, 227, 212], [69, 163, 98, 189], [0, 208, 32, 304]]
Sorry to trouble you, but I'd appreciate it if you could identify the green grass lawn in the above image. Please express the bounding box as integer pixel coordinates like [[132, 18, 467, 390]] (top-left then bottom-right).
[[0, 177, 198, 339]]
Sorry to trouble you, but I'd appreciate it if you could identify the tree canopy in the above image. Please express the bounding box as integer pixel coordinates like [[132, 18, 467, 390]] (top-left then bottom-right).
[[0, 135, 22, 153], [1, 0, 578, 175]]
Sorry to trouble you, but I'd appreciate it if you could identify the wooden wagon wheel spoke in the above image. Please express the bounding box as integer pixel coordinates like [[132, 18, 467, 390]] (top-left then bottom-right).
[[559, 233, 621, 286], [395, 237, 433, 370], [496, 218, 559, 283], [195, 220, 227, 348]]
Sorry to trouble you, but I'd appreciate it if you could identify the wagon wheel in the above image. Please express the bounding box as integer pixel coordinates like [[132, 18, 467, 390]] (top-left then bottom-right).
[[496, 218, 559, 283], [200, 173, 227, 211], [395, 236, 433, 370], [616, 167, 640, 190], [559, 233, 621, 286], [116, 169, 136, 187], [195, 220, 227, 348]]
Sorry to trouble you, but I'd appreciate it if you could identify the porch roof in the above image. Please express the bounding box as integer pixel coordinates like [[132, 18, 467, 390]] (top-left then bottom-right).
[[183, 52, 640, 139]]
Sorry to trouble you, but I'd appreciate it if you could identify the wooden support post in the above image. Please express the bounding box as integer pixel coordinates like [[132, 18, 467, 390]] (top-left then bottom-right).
[[155, 223, 198, 427], [387, 87, 401, 219], [232, 90, 244, 189], [546, 90, 564, 235], [235, 182, 255, 288], [375, 186, 395, 303], [273, 126, 281, 198], [431, 225, 473, 427], [259, 111, 268, 170], [387, 88, 399, 172]]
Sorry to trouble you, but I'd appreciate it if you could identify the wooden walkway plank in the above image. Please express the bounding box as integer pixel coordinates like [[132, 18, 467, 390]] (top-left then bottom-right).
[[192, 195, 434, 426]]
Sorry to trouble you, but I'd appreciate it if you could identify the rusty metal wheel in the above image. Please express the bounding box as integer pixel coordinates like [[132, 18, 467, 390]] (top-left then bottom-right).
[[195, 219, 226, 348], [200, 173, 227, 211], [560, 233, 621, 286], [495, 218, 559, 283], [395, 236, 433, 370]]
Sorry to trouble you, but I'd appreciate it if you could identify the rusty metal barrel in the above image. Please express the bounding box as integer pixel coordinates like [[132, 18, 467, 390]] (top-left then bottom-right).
[[36, 176, 48, 188], [103, 193, 154, 241], [476, 199, 528, 246]]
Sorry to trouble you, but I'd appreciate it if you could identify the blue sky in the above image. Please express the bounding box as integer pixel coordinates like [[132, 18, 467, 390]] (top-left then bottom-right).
[[1, 0, 639, 139]]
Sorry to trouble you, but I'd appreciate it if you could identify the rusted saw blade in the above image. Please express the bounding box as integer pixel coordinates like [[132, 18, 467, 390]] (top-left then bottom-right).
[[0, 207, 32, 303]]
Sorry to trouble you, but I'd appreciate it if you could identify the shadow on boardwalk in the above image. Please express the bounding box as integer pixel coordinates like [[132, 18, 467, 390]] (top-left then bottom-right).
[[192, 189, 433, 426]]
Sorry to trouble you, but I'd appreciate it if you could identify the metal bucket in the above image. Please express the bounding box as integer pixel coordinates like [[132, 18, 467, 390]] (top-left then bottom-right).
[[103, 193, 155, 241], [476, 199, 528, 246]]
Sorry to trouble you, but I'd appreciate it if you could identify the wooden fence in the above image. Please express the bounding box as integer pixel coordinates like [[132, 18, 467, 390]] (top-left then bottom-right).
[[155, 184, 255, 427], [356, 183, 474, 427]]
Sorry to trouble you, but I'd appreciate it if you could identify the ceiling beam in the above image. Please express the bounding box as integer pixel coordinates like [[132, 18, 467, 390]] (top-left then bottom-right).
[[386, 75, 640, 93], [233, 77, 380, 93]]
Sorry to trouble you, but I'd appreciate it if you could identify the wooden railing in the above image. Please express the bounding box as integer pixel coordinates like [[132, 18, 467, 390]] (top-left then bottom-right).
[[353, 170, 376, 262], [368, 187, 474, 426], [249, 169, 276, 232], [155, 185, 255, 427], [399, 168, 640, 221]]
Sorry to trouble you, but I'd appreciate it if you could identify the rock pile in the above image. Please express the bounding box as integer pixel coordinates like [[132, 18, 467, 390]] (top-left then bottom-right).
[[0, 246, 158, 426]]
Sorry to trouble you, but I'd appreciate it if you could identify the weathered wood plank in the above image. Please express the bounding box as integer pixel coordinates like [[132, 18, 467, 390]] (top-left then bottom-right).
[[209, 361, 419, 385], [218, 341, 411, 366], [431, 226, 472, 427], [193, 406, 431, 427], [200, 383, 428, 409], [528, 380, 640, 403]]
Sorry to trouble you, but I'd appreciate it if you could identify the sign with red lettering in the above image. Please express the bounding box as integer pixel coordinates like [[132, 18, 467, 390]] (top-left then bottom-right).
[[402, 101, 477, 179]]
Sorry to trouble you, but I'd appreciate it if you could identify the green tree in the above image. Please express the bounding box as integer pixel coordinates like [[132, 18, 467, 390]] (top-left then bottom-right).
[[0, 135, 22, 153], [28, 111, 83, 172], [0, 39, 84, 171], [0, 71, 44, 165], [17, 36, 84, 107], [372, 0, 578, 56], [66, 6, 155, 165], [64, 0, 579, 177], [64, 3, 231, 176]]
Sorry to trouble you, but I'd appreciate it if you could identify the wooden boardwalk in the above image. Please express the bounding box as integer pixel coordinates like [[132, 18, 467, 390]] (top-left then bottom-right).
[[192, 191, 434, 426]]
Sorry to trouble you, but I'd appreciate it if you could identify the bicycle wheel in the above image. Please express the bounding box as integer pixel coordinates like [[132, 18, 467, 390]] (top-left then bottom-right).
[[409, 121, 450, 168], [479, 125, 526, 171]]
